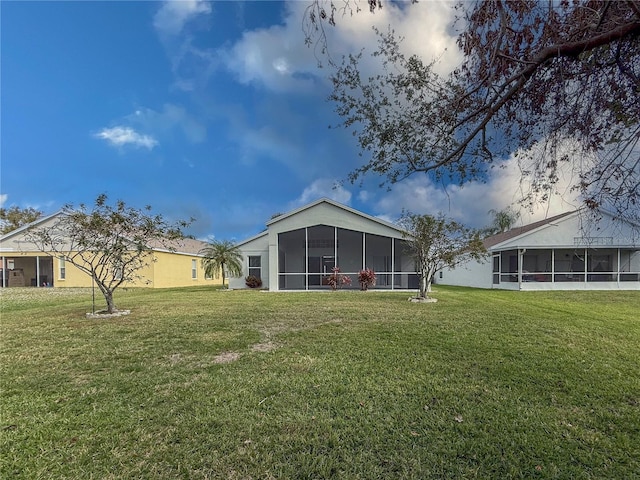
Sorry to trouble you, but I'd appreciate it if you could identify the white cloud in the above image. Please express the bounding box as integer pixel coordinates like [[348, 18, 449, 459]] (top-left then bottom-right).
[[221, 24, 318, 93], [153, 0, 211, 37], [221, 1, 461, 94], [169, 38, 220, 92], [153, 0, 218, 92], [0, 194, 7, 208], [94, 103, 205, 153], [357, 191, 370, 203], [153, 1, 460, 96], [292, 178, 352, 208], [128, 104, 206, 144], [366, 152, 582, 230], [94, 126, 158, 150]]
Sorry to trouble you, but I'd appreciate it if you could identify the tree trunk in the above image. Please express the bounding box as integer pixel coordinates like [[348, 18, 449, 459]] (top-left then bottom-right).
[[419, 271, 433, 298], [419, 275, 427, 298], [95, 278, 116, 313], [221, 263, 226, 289], [104, 289, 116, 314]]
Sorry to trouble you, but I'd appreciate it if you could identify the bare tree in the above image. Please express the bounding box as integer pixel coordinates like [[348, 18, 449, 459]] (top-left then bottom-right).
[[26, 194, 190, 314], [308, 0, 640, 222]]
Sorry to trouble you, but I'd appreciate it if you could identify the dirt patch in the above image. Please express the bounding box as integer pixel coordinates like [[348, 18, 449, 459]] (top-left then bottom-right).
[[214, 352, 242, 364], [408, 297, 438, 303], [251, 342, 277, 353], [168, 353, 183, 365], [86, 309, 131, 318]]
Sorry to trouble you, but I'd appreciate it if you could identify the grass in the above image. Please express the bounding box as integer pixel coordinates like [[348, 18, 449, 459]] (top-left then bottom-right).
[[1, 286, 639, 479]]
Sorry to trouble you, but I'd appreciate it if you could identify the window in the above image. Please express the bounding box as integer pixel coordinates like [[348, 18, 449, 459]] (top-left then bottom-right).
[[248, 256, 261, 279], [192, 259, 197, 279], [59, 257, 66, 280]]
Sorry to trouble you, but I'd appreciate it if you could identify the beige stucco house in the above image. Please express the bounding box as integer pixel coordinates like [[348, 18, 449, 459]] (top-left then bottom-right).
[[0, 212, 221, 289]]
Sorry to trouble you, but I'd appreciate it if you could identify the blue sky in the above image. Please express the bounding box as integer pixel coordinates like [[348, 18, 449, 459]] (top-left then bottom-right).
[[1, 1, 580, 240]]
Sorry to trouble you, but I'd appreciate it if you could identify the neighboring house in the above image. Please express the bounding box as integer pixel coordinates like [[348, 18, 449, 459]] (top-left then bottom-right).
[[439, 210, 640, 290], [229, 198, 419, 291], [0, 212, 221, 288]]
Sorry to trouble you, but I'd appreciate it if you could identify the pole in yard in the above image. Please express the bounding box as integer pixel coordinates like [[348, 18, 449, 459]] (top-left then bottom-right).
[[92, 275, 95, 314]]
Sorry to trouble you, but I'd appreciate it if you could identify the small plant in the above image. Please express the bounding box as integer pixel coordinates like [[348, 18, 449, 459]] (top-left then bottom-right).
[[245, 275, 263, 289], [358, 268, 377, 291], [326, 266, 352, 291]]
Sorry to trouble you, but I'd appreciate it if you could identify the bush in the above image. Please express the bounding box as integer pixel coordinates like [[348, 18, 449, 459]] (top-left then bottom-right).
[[326, 267, 352, 291], [358, 268, 377, 290], [245, 275, 263, 288]]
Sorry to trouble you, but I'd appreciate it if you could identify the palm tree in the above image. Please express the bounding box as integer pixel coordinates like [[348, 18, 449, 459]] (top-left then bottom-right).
[[199, 240, 243, 288], [488, 208, 520, 234]]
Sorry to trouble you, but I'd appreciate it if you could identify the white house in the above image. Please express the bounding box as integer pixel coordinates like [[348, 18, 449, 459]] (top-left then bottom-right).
[[439, 210, 640, 290], [229, 198, 419, 291]]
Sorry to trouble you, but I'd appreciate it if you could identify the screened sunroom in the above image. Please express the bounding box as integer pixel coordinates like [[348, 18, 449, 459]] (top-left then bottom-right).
[[492, 247, 640, 288], [229, 199, 422, 292], [277, 225, 418, 290], [439, 209, 640, 291]]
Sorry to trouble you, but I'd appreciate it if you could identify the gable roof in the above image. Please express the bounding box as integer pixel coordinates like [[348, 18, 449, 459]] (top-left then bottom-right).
[[1, 211, 208, 256], [266, 198, 406, 234], [483, 210, 577, 249], [146, 237, 210, 256], [0, 211, 63, 241]]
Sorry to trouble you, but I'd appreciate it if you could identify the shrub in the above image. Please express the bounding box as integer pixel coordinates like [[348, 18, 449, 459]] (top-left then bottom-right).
[[326, 267, 352, 291], [245, 275, 263, 289], [358, 268, 377, 290]]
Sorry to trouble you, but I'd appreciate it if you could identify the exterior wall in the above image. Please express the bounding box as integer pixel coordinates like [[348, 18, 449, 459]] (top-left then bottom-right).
[[230, 234, 269, 290], [55, 256, 94, 287], [439, 259, 493, 289], [497, 212, 638, 250], [150, 251, 220, 288]]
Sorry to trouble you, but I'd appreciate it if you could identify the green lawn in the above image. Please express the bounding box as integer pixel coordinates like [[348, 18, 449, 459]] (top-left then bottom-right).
[[1, 286, 639, 479]]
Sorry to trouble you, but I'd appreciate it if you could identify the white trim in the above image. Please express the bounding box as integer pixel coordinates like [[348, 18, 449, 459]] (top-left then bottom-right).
[[266, 198, 407, 235]]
